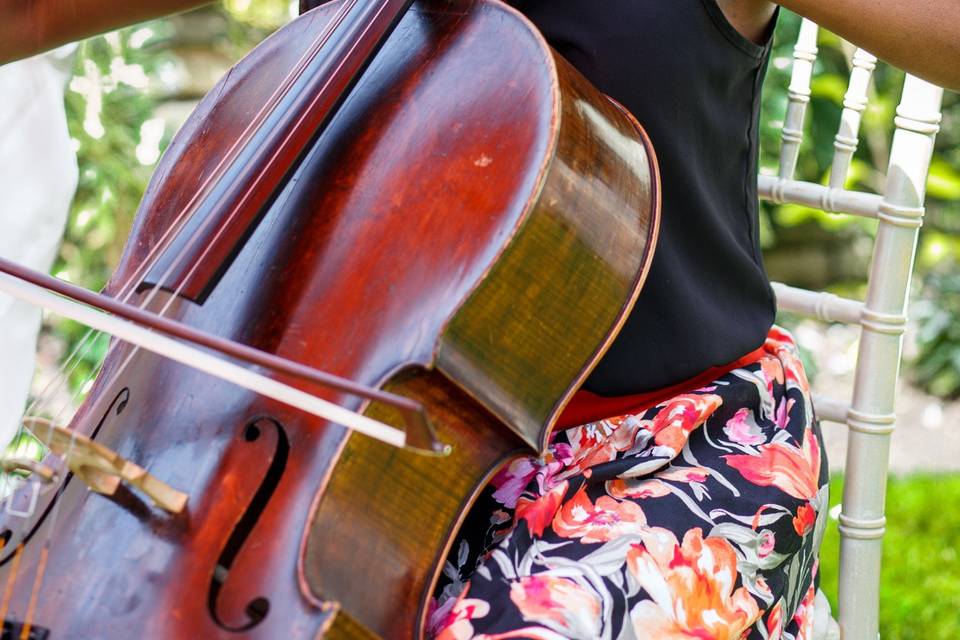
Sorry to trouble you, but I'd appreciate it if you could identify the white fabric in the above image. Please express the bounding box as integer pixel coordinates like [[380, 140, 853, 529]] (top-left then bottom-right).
[[0, 47, 78, 449], [813, 588, 841, 640]]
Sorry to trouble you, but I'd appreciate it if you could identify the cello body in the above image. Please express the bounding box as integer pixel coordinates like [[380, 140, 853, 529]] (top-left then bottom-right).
[[0, 0, 658, 637]]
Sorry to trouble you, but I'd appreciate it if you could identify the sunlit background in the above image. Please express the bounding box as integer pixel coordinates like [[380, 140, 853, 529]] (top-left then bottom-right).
[[18, 4, 960, 638]]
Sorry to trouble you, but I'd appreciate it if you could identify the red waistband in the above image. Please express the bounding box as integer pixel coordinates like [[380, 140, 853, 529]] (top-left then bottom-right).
[[555, 345, 769, 429]]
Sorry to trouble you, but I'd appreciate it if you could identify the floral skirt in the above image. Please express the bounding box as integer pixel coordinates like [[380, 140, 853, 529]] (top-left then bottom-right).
[[428, 326, 829, 640]]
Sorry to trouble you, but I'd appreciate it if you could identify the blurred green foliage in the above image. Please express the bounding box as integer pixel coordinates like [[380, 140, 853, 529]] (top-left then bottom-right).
[[13, 0, 294, 493], [60, 2, 290, 287], [49, 2, 290, 393], [57, 29, 169, 390], [761, 12, 960, 397], [912, 264, 960, 397], [819, 474, 960, 639]]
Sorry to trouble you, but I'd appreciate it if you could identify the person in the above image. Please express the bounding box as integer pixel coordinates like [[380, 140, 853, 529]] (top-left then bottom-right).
[[1, 1, 957, 638], [0, 46, 78, 451]]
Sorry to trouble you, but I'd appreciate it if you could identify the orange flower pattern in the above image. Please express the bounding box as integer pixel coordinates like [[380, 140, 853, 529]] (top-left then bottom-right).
[[626, 528, 763, 638], [552, 485, 648, 543], [723, 429, 822, 501], [515, 480, 569, 537], [430, 327, 828, 640], [508, 575, 603, 637]]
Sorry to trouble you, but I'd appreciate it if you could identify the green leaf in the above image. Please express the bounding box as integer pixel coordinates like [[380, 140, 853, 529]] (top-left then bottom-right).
[[811, 74, 847, 105], [927, 159, 960, 200]]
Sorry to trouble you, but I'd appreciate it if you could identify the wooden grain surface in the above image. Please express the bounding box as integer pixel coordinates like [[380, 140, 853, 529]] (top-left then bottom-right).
[[0, 0, 659, 637]]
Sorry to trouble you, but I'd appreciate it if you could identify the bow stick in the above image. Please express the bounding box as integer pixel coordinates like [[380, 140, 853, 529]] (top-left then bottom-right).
[[0, 256, 446, 454]]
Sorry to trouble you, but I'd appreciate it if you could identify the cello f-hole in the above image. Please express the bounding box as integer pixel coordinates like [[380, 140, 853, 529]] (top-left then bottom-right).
[[208, 417, 288, 632]]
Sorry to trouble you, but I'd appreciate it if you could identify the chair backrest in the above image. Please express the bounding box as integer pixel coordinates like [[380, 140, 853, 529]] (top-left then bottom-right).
[[759, 18, 945, 640]]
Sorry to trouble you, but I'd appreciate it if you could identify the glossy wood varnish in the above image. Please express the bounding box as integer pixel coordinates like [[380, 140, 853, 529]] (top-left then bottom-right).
[[0, 0, 658, 637]]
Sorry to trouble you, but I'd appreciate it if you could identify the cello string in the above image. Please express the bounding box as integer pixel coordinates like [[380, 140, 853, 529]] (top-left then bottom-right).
[[1, 325, 103, 505], [2, 334, 101, 546], [140, 0, 392, 314], [22, 0, 359, 469], [11, 0, 356, 441], [10, 0, 356, 474], [0, 325, 102, 532], [13, 0, 365, 489], [89, 0, 356, 309], [116, 0, 364, 308], [18, 543, 48, 640], [16, 0, 368, 611], [56, 0, 396, 430], [20, 327, 101, 429], [0, 543, 23, 624], [37, 0, 359, 409]]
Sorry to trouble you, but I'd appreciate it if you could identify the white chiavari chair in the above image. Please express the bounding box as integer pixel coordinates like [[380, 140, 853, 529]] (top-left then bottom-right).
[[759, 18, 945, 640]]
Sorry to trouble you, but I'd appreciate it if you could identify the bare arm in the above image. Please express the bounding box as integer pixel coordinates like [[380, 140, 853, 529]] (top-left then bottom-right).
[[718, 0, 779, 45], [4, 0, 959, 91], [0, 0, 210, 65], [777, 0, 960, 91]]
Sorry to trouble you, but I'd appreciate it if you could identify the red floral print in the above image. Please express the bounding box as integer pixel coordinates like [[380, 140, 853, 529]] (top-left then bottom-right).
[[515, 480, 568, 537], [723, 429, 822, 500], [428, 583, 490, 640], [626, 528, 763, 639], [649, 393, 723, 451], [552, 485, 648, 543], [792, 504, 816, 536], [507, 575, 602, 637], [490, 443, 572, 509], [430, 327, 827, 640]]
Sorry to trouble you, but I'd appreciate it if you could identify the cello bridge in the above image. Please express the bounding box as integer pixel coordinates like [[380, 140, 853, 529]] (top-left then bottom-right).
[[21, 417, 188, 514]]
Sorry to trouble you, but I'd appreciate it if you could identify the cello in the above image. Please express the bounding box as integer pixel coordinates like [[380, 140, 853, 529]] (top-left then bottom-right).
[[0, 0, 659, 636]]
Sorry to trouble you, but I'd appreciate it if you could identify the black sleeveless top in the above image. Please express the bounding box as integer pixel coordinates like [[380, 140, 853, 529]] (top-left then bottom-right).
[[298, 0, 779, 395], [509, 0, 778, 395]]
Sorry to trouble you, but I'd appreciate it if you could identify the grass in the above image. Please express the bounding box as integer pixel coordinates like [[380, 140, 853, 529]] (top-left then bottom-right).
[[818, 474, 960, 639]]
